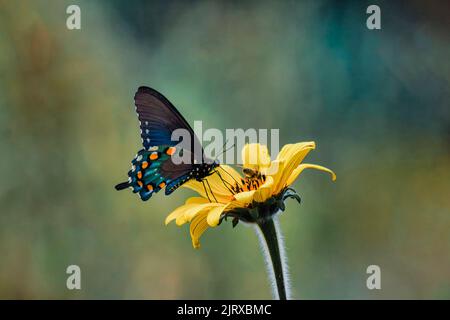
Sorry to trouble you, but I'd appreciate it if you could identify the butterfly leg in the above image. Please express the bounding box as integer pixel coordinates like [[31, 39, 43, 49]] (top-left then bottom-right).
[[218, 166, 243, 188], [204, 178, 218, 203], [214, 170, 236, 195], [201, 179, 213, 202]]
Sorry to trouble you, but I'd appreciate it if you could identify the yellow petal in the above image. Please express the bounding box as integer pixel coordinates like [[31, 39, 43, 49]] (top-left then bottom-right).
[[273, 142, 316, 194], [216, 164, 243, 182], [190, 211, 210, 249], [233, 190, 256, 204], [286, 163, 336, 186], [165, 197, 211, 225], [242, 143, 271, 171], [183, 180, 208, 198], [265, 160, 285, 189], [165, 203, 200, 225], [253, 176, 275, 203], [183, 165, 242, 203], [276, 141, 315, 162], [206, 204, 229, 227], [186, 197, 210, 205], [176, 202, 222, 225]]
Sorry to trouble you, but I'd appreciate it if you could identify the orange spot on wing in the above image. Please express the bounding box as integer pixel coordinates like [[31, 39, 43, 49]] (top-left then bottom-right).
[[141, 161, 149, 169], [166, 147, 176, 156], [159, 182, 166, 188], [147, 184, 153, 191], [137, 171, 142, 179], [150, 152, 158, 160], [137, 181, 143, 187]]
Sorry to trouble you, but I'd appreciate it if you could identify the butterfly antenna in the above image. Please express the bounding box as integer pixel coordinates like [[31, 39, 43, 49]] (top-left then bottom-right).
[[218, 139, 229, 157], [215, 139, 235, 161]]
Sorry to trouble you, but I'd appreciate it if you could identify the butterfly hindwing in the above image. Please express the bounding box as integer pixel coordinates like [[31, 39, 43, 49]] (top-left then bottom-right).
[[119, 146, 195, 201], [161, 157, 197, 195]]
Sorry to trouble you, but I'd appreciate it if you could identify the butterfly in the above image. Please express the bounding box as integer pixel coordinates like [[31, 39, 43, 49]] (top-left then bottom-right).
[[115, 86, 219, 201]]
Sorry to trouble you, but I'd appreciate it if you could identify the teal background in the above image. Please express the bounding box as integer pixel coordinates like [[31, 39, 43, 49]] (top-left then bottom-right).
[[0, 0, 449, 299]]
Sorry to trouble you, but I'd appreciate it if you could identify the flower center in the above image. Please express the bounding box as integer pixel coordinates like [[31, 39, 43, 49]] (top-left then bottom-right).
[[229, 168, 266, 194]]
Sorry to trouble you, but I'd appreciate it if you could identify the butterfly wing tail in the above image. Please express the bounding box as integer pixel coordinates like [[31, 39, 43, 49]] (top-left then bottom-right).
[[115, 147, 176, 201], [115, 182, 130, 190]]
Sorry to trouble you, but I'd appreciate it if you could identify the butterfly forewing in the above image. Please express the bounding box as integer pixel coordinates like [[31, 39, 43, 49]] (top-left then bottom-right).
[[134, 86, 202, 156]]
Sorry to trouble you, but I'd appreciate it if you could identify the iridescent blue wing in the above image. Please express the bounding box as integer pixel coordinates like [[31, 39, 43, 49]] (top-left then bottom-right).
[[115, 146, 194, 201], [134, 86, 202, 161]]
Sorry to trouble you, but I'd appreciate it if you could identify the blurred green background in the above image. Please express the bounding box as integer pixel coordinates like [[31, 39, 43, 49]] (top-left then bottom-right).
[[0, 0, 449, 299]]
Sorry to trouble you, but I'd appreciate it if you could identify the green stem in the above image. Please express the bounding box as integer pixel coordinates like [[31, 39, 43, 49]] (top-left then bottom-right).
[[257, 218, 288, 300]]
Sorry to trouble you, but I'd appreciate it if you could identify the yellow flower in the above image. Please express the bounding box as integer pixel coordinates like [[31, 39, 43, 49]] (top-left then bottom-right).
[[165, 142, 336, 248]]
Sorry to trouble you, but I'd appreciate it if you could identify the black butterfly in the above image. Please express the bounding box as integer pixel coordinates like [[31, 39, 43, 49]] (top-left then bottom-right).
[[115, 87, 219, 201]]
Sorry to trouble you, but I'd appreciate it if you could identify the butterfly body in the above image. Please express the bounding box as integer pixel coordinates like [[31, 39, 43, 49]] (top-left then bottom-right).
[[115, 87, 219, 201]]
